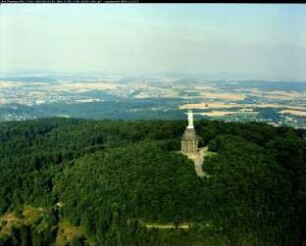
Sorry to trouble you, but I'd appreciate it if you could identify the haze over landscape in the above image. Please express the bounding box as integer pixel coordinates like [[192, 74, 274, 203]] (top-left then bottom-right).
[[1, 4, 306, 246], [0, 3, 306, 127], [1, 4, 306, 80]]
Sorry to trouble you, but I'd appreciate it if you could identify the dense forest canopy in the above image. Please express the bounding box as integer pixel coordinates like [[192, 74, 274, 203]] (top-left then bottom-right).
[[0, 118, 305, 245]]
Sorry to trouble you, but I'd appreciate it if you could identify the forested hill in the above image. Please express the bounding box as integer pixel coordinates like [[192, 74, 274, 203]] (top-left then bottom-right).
[[0, 118, 305, 246]]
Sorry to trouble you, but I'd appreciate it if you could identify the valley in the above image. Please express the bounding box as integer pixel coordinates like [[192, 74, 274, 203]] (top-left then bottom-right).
[[1, 74, 305, 128]]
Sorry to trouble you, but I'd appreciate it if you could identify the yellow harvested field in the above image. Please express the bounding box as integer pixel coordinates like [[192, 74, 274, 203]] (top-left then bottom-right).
[[256, 103, 286, 108], [0, 81, 19, 88], [256, 104, 306, 111], [56, 82, 118, 91], [266, 90, 304, 97], [200, 111, 236, 116], [199, 92, 246, 101], [179, 102, 306, 112], [199, 111, 259, 117], [134, 92, 151, 98], [263, 93, 305, 101], [194, 85, 219, 91], [280, 110, 306, 117], [180, 102, 241, 109]]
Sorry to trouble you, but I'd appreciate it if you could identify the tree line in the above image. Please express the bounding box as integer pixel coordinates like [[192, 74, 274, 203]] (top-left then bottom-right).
[[0, 118, 305, 245]]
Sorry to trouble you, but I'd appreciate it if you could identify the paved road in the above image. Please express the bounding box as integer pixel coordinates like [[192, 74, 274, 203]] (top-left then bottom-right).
[[181, 149, 206, 177], [194, 155, 205, 177]]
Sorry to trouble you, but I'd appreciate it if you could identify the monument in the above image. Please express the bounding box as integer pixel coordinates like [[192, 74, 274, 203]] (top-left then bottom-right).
[[181, 109, 198, 155]]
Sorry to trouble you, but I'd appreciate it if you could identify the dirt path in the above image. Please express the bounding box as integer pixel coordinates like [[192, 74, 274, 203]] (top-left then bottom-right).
[[142, 223, 190, 229]]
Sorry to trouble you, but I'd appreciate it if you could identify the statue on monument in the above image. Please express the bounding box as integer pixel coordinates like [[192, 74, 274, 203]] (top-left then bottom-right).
[[187, 109, 194, 129], [181, 109, 205, 177], [181, 109, 198, 154]]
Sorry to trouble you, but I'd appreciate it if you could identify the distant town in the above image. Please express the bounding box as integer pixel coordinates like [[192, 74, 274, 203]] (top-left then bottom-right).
[[0, 74, 305, 129]]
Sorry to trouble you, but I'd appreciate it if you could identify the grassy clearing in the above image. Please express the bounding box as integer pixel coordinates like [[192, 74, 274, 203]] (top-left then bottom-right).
[[55, 220, 88, 246], [0, 205, 46, 236], [200, 147, 217, 158]]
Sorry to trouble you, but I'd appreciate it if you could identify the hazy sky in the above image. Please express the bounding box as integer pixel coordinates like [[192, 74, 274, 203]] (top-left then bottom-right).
[[1, 4, 306, 80]]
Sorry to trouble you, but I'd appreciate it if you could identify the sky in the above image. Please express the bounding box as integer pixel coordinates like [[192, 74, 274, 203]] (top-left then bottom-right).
[[0, 4, 306, 81]]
